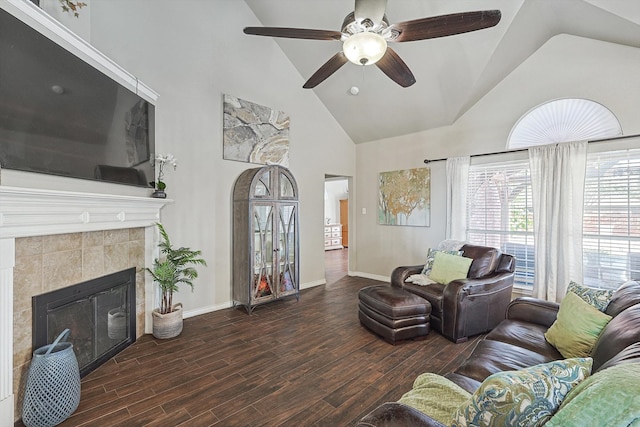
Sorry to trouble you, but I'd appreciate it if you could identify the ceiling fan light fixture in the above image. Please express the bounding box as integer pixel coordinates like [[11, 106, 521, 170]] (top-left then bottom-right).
[[342, 31, 387, 65]]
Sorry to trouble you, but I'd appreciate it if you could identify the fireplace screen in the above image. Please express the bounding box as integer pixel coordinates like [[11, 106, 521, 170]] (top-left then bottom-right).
[[32, 268, 136, 377]]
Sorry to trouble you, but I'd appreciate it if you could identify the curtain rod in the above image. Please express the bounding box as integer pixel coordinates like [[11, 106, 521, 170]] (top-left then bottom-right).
[[423, 134, 640, 164]]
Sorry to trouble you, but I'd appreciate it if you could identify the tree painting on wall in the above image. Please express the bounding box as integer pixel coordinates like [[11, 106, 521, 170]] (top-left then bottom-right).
[[378, 168, 431, 226]]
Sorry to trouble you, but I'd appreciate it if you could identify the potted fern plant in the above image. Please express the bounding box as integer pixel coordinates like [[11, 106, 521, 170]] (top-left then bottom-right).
[[146, 223, 206, 339]]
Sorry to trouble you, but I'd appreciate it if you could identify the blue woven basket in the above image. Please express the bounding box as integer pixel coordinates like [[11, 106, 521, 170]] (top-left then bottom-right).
[[22, 329, 81, 427]]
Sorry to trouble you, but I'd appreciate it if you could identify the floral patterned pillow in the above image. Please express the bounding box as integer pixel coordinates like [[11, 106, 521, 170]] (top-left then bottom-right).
[[420, 248, 463, 275], [451, 358, 593, 427], [567, 281, 615, 312]]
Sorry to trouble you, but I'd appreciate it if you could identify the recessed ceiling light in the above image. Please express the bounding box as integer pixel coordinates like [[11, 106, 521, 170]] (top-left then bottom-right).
[[51, 85, 65, 95], [349, 86, 360, 96]]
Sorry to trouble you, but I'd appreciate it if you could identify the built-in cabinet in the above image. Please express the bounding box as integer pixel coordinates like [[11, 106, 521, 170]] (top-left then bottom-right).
[[324, 223, 343, 250], [232, 165, 299, 313]]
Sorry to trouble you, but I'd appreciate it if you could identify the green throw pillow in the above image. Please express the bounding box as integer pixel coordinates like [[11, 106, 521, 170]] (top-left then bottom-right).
[[451, 358, 593, 427], [428, 251, 472, 285], [420, 248, 463, 275], [398, 373, 471, 425], [567, 281, 615, 312], [545, 362, 640, 427], [544, 292, 612, 358]]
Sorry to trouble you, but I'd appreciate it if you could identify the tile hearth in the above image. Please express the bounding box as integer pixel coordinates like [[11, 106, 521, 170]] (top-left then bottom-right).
[[13, 228, 146, 415]]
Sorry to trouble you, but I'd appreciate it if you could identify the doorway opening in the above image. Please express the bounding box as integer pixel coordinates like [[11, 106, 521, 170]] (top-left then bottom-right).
[[324, 175, 350, 285]]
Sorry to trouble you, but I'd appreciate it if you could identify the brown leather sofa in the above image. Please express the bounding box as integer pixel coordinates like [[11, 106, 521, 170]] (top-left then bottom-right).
[[357, 280, 640, 427], [391, 244, 515, 343]]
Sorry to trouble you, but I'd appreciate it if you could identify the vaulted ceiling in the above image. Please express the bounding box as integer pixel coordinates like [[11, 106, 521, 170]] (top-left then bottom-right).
[[243, 0, 640, 143]]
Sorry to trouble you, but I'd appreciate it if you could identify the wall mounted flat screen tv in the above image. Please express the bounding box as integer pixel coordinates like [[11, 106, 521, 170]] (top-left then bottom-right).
[[0, 8, 155, 187]]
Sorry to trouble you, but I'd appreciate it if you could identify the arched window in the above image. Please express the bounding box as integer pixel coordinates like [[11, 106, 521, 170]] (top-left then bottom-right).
[[507, 98, 622, 149]]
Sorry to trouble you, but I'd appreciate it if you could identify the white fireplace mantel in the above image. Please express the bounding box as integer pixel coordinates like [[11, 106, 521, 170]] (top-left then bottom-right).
[[0, 186, 170, 238], [0, 186, 171, 424]]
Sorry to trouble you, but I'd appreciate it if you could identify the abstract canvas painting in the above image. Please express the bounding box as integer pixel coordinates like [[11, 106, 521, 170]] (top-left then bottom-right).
[[378, 167, 431, 226], [223, 94, 290, 166]]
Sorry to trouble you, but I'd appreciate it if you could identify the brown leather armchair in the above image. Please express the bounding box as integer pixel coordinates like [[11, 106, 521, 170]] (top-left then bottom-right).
[[391, 244, 515, 343]]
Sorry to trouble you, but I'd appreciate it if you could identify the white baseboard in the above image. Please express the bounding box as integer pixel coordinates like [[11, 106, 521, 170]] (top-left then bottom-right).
[[181, 279, 329, 319], [348, 271, 390, 283], [183, 301, 233, 319], [300, 279, 326, 290], [1, 395, 14, 427]]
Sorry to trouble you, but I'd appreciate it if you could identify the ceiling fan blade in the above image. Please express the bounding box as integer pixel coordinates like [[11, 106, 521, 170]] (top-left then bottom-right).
[[375, 47, 416, 88], [354, 0, 387, 26], [390, 10, 501, 42], [303, 52, 349, 89], [244, 27, 342, 41]]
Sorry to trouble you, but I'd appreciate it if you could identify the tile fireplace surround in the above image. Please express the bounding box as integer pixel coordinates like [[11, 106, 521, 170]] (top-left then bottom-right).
[[0, 186, 170, 424]]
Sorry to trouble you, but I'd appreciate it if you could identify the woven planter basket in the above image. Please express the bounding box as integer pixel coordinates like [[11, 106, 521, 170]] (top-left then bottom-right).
[[152, 303, 183, 339], [22, 329, 81, 427]]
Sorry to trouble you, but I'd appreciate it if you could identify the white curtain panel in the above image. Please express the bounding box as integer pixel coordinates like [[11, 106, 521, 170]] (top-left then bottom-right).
[[529, 141, 587, 302], [445, 156, 470, 241]]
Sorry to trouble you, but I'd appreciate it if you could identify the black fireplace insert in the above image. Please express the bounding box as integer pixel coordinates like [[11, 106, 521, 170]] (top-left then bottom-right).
[[32, 268, 137, 378]]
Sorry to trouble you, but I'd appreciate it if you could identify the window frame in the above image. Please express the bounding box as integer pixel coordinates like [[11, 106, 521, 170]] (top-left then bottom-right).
[[464, 147, 640, 291], [466, 159, 535, 290], [582, 148, 640, 288]]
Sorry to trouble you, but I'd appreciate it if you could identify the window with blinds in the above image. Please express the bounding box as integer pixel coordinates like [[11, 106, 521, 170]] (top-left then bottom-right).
[[583, 149, 640, 288], [466, 160, 535, 288]]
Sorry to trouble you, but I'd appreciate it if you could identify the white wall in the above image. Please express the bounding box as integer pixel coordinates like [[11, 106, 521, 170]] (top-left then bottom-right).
[[354, 34, 640, 278], [39, 0, 91, 40], [63, 1, 356, 314]]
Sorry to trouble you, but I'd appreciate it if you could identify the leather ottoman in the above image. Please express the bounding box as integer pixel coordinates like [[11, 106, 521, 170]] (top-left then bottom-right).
[[358, 285, 431, 345]]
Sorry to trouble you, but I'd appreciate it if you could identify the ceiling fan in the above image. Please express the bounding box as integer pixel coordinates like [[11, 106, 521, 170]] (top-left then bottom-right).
[[244, 0, 501, 89]]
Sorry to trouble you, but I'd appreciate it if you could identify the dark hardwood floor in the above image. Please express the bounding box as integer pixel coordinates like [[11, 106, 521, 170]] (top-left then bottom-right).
[[324, 248, 349, 285], [19, 250, 481, 426]]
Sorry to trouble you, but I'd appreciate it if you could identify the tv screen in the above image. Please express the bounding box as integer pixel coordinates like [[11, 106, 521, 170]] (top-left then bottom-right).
[[0, 8, 155, 187]]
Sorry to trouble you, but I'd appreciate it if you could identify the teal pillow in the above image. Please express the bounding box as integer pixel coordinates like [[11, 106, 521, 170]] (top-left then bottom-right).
[[545, 362, 640, 427], [420, 248, 463, 275], [452, 358, 593, 427], [567, 281, 615, 312], [544, 292, 612, 358], [398, 373, 471, 425], [428, 251, 472, 285]]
